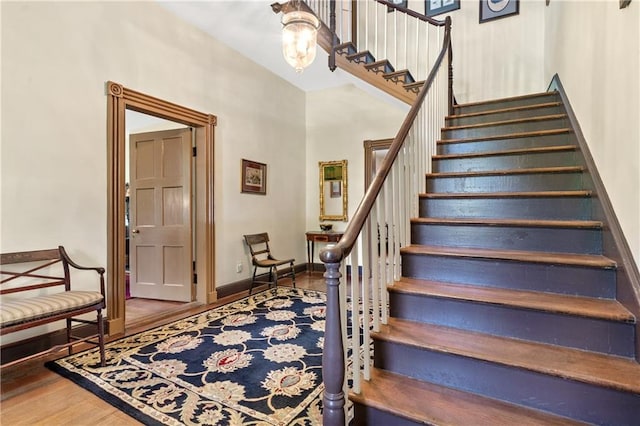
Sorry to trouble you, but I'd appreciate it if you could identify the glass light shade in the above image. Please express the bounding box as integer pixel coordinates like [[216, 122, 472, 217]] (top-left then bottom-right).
[[281, 10, 320, 73]]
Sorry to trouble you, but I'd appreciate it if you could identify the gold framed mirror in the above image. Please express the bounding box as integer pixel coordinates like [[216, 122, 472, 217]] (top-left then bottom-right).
[[319, 160, 348, 221]]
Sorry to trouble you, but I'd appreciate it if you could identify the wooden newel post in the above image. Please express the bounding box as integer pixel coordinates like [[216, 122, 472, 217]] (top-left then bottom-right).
[[446, 16, 454, 116], [329, 0, 337, 72], [321, 248, 346, 425]]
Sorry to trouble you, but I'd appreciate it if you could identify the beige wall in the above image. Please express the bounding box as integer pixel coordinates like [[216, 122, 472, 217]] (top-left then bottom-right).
[[544, 0, 640, 263], [0, 1, 405, 332], [410, 0, 547, 102], [0, 0, 309, 343], [305, 84, 406, 231]]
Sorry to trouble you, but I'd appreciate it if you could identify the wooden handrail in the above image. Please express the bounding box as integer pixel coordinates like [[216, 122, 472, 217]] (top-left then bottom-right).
[[320, 14, 452, 425], [320, 16, 452, 267], [376, 0, 447, 26], [269, 2, 455, 423]]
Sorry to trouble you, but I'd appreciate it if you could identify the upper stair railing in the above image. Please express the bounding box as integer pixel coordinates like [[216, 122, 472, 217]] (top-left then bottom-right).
[[293, 2, 453, 424], [309, 0, 448, 85]]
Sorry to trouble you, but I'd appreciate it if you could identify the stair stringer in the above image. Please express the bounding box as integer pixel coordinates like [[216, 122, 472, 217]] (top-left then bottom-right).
[[550, 74, 640, 361], [271, 2, 419, 105]]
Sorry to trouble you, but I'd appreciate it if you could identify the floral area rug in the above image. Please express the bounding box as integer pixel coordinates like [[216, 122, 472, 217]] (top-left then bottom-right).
[[47, 287, 328, 425]]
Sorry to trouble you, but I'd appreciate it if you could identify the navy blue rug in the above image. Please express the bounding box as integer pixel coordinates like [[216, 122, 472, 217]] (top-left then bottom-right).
[[48, 287, 327, 425]]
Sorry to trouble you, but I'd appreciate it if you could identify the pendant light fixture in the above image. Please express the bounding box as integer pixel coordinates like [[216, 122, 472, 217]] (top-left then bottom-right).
[[280, 2, 320, 73]]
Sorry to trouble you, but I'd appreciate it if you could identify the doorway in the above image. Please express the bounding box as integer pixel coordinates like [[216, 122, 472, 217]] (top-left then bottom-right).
[[107, 81, 217, 336], [364, 138, 393, 188], [124, 113, 196, 326]]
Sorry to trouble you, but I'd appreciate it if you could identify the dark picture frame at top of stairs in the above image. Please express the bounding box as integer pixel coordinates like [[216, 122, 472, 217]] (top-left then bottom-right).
[[426, 0, 460, 17], [480, 0, 519, 23]]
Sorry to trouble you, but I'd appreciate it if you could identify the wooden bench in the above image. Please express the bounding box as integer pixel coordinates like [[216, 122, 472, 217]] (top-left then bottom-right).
[[0, 246, 106, 368]]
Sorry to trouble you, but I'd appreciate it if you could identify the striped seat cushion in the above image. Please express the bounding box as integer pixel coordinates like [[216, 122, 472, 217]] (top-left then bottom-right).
[[0, 291, 104, 328]]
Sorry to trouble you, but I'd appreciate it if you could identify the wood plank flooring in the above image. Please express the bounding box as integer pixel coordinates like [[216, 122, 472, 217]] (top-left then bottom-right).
[[0, 273, 326, 425], [125, 298, 188, 324]]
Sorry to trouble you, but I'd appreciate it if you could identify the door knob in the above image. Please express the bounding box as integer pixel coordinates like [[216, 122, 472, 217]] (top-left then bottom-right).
[[131, 229, 140, 234]]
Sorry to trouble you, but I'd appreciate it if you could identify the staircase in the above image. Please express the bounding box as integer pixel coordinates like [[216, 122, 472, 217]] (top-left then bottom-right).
[[271, 1, 440, 106], [333, 41, 421, 104], [349, 91, 640, 425]]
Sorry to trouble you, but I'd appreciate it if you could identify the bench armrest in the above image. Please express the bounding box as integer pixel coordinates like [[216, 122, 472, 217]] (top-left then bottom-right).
[[59, 246, 105, 295]]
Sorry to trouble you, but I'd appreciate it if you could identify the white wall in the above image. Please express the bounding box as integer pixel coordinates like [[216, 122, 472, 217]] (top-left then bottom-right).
[[0, 0, 308, 336], [305, 84, 407, 263], [447, 0, 546, 102], [544, 0, 640, 263]]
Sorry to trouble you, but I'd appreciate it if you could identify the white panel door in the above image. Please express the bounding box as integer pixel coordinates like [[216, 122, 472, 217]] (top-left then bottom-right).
[[129, 128, 193, 302]]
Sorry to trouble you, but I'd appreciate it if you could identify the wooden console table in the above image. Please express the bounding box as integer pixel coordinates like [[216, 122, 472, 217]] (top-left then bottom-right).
[[306, 231, 344, 273]]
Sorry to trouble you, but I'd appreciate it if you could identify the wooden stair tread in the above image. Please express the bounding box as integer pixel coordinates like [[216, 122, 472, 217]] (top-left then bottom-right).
[[420, 190, 592, 199], [453, 91, 558, 109], [364, 60, 393, 69], [313, 18, 418, 104], [443, 114, 568, 131], [411, 217, 602, 229], [404, 80, 425, 90], [438, 128, 572, 144], [400, 245, 616, 268], [376, 318, 640, 394], [384, 69, 412, 78], [346, 51, 375, 63], [383, 69, 415, 84], [427, 165, 584, 178], [433, 145, 577, 160], [447, 102, 563, 120], [351, 368, 587, 426], [334, 41, 355, 51], [391, 278, 634, 322]]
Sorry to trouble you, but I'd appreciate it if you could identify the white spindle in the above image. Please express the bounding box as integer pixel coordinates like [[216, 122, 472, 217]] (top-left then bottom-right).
[[381, 177, 390, 325], [362, 216, 372, 380], [391, 161, 400, 281], [349, 240, 361, 393], [415, 18, 419, 80], [371, 196, 381, 332], [398, 147, 407, 249], [310, 2, 451, 409]]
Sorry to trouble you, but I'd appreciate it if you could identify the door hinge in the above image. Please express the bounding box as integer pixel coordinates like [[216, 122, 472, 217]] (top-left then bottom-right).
[[192, 146, 197, 157], [193, 261, 197, 284]]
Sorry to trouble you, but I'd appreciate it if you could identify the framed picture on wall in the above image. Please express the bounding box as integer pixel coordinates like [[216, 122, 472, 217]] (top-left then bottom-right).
[[480, 0, 519, 23], [387, 0, 408, 13], [330, 181, 342, 198], [426, 0, 460, 17], [241, 159, 267, 195]]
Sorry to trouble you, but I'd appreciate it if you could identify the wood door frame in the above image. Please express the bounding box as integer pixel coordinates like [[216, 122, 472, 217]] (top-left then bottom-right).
[[364, 138, 393, 188], [106, 81, 217, 336]]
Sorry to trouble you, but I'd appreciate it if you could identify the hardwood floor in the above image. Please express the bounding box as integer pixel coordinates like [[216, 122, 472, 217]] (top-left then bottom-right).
[[0, 273, 327, 425], [126, 297, 189, 326]]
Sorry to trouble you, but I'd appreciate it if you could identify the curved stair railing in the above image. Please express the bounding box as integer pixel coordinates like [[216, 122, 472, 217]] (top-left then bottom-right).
[[273, 0, 451, 104], [310, 0, 447, 82], [271, 2, 454, 423], [317, 6, 453, 426]]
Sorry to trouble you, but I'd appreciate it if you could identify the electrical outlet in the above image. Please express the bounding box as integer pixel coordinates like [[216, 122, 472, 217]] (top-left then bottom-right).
[[236, 262, 243, 273]]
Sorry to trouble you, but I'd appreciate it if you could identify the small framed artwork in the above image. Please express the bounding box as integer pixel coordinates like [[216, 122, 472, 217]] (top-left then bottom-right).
[[241, 159, 267, 195], [480, 0, 519, 23], [426, 0, 460, 17], [330, 181, 342, 198], [387, 0, 408, 13]]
